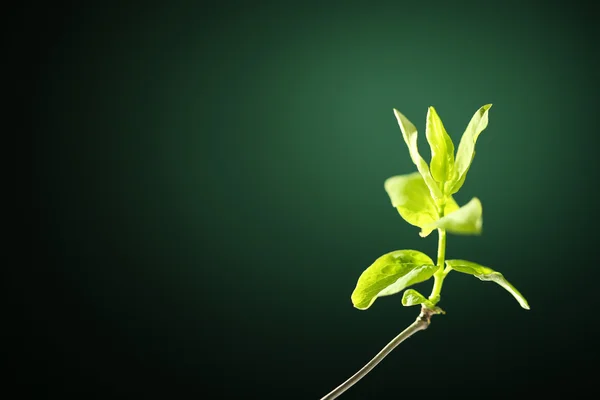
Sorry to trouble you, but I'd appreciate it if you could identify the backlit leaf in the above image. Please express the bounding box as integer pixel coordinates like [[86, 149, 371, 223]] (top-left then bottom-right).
[[393, 109, 442, 200], [426, 106, 455, 183], [449, 104, 492, 194], [351, 250, 437, 310], [384, 172, 460, 233], [421, 197, 482, 237], [446, 259, 530, 310], [384, 172, 438, 228], [401, 289, 431, 307]]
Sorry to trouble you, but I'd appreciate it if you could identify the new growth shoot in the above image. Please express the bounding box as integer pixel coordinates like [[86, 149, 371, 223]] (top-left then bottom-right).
[[321, 105, 529, 400]]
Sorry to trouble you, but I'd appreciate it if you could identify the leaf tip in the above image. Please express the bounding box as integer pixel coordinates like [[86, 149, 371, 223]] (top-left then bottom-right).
[[419, 229, 432, 238], [426, 106, 442, 123], [351, 298, 367, 311], [351, 292, 372, 310]]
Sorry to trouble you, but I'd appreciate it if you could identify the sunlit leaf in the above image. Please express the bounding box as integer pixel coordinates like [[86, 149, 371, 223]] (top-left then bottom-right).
[[444, 196, 460, 215], [401, 289, 431, 307], [393, 109, 442, 200], [449, 104, 492, 194], [384, 172, 438, 228], [351, 250, 437, 310], [426, 106, 455, 183], [402, 290, 445, 314], [421, 197, 482, 237], [384, 172, 461, 234], [446, 259, 530, 310]]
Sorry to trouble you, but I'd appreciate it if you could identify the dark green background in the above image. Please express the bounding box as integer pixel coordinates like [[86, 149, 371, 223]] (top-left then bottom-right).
[[26, 0, 598, 397]]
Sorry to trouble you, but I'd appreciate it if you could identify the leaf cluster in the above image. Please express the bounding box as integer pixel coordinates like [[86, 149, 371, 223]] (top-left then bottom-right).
[[351, 106, 529, 311]]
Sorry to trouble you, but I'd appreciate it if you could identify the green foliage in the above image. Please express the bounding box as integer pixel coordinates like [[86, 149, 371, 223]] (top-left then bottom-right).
[[401, 289, 432, 307], [384, 172, 459, 231], [351, 250, 437, 310], [393, 109, 442, 201], [329, 104, 529, 400], [420, 197, 482, 237], [448, 104, 492, 194], [351, 104, 529, 312], [402, 289, 445, 314], [390, 106, 488, 238], [445, 260, 530, 310], [426, 106, 455, 183]]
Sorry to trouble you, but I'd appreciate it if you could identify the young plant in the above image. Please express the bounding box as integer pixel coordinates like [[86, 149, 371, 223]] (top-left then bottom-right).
[[321, 105, 529, 400]]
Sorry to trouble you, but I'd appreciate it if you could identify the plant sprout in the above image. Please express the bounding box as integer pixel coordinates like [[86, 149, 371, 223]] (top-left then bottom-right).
[[321, 105, 529, 400]]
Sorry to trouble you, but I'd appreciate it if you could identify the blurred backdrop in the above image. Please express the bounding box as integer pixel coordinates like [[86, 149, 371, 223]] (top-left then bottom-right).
[[26, 0, 598, 397]]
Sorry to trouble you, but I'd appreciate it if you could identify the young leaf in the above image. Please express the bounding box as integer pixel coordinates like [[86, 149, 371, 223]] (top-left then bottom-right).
[[426, 106, 455, 183], [393, 109, 442, 200], [401, 289, 431, 307], [449, 104, 492, 194], [445, 259, 530, 310], [384, 172, 438, 228], [351, 250, 437, 310], [402, 290, 445, 314], [420, 197, 482, 237], [385, 172, 460, 233]]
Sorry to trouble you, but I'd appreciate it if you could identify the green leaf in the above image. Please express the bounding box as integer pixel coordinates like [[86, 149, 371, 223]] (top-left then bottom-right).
[[351, 250, 437, 310], [393, 109, 442, 200], [446, 259, 530, 310], [401, 289, 432, 307], [426, 106, 455, 183], [449, 104, 492, 194], [384, 172, 438, 228], [444, 196, 460, 215], [402, 290, 445, 314], [384, 172, 460, 233], [420, 197, 482, 237]]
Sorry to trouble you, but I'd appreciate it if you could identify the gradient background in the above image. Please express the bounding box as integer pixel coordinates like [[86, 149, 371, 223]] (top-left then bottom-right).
[[24, 0, 598, 397]]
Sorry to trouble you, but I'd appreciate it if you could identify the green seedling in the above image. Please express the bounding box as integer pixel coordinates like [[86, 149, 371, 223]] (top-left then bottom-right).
[[321, 105, 529, 399]]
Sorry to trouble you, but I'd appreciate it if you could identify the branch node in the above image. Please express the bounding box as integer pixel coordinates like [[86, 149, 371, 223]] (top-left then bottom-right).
[[417, 305, 440, 326]]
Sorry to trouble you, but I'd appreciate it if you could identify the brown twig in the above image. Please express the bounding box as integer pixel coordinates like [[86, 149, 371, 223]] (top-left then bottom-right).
[[320, 306, 438, 400]]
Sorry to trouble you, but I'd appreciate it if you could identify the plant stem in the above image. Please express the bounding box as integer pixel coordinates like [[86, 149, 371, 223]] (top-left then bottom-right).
[[436, 228, 446, 268], [320, 307, 436, 400], [428, 195, 448, 303], [429, 228, 447, 302], [321, 197, 449, 398]]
